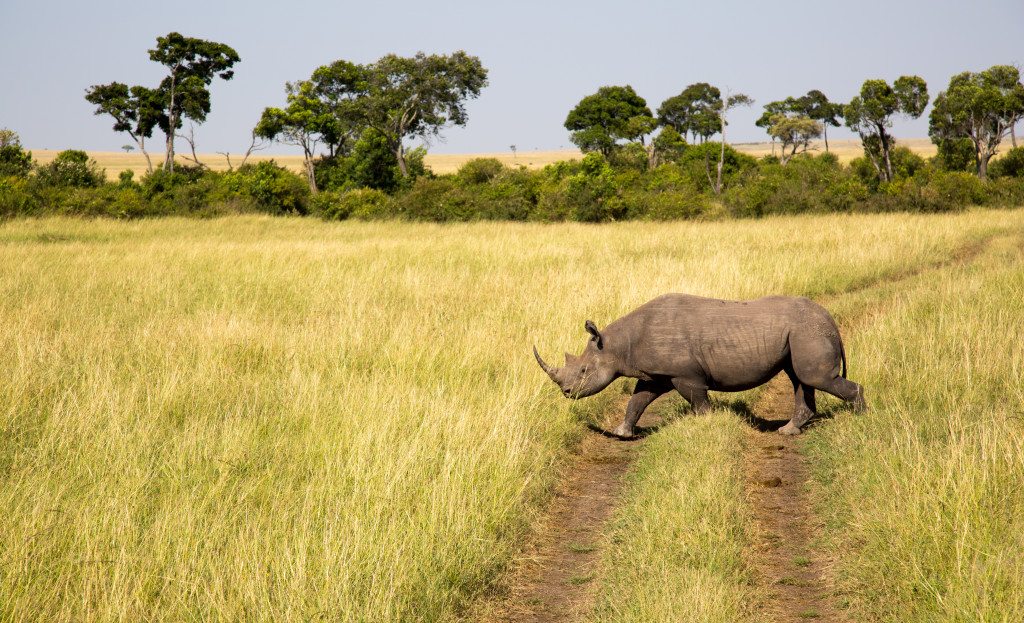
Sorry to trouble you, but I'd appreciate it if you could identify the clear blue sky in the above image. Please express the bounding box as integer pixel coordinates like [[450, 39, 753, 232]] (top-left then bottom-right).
[[1, 0, 1021, 155]]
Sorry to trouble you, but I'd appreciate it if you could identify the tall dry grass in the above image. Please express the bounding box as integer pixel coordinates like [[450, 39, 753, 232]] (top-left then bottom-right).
[[806, 232, 1024, 621], [0, 211, 1020, 621]]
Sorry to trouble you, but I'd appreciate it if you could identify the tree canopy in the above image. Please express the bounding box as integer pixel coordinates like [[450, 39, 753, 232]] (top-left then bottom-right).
[[929, 65, 1024, 178], [564, 85, 655, 156], [84, 82, 163, 172], [148, 32, 241, 172], [359, 51, 488, 177], [657, 83, 723, 143], [845, 76, 928, 182]]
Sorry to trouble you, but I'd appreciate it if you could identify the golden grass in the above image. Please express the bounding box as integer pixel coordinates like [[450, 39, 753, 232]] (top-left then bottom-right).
[[1, 211, 1022, 621], [36, 135, 1016, 180]]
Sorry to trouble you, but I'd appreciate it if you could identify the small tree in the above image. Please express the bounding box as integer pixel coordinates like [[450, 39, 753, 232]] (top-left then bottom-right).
[[359, 51, 488, 177], [797, 90, 843, 152], [657, 83, 723, 143], [928, 65, 1024, 179], [84, 82, 162, 172], [710, 92, 753, 194], [0, 128, 32, 178], [768, 114, 823, 164], [564, 85, 656, 156], [756, 98, 800, 156], [844, 76, 929, 182], [148, 32, 240, 172], [256, 80, 338, 193]]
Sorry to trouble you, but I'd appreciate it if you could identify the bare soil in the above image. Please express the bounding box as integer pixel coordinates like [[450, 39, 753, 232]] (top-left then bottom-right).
[[741, 376, 843, 623], [473, 395, 660, 622]]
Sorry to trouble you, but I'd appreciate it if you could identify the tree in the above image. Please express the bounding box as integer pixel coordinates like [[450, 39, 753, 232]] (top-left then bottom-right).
[[797, 90, 843, 152], [844, 76, 928, 182], [657, 83, 723, 143], [255, 80, 338, 193], [928, 65, 1024, 179], [84, 82, 162, 172], [756, 98, 799, 156], [359, 51, 488, 177], [710, 92, 754, 194], [0, 128, 32, 178], [148, 32, 240, 172], [767, 114, 823, 164], [564, 85, 656, 156]]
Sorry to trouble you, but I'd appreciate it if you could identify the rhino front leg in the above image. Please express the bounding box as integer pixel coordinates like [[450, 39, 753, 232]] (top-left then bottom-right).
[[612, 378, 671, 438]]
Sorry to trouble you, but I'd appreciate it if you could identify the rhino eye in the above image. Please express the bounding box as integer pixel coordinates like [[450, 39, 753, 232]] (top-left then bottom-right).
[[580, 366, 589, 374]]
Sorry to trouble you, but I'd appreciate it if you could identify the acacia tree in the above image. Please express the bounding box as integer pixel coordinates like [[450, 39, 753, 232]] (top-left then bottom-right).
[[844, 76, 928, 182], [148, 32, 240, 172], [928, 65, 1024, 179], [84, 82, 163, 172], [564, 85, 656, 156], [756, 98, 799, 156], [359, 51, 488, 177], [797, 90, 843, 152], [768, 115, 822, 164], [657, 83, 723, 143]]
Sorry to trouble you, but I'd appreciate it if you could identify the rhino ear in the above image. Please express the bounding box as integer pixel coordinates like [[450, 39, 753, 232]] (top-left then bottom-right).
[[585, 320, 603, 350], [564, 352, 575, 364]]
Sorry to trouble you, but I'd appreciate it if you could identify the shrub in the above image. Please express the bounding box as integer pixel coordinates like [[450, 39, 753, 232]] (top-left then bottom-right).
[[724, 154, 868, 217], [35, 150, 105, 188], [312, 188, 393, 220], [990, 147, 1024, 179], [57, 186, 148, 218], [0, 176, 40, 217], [457, 158, 506, 185], [390, 177, 475, 221], [869, 169, 988, 213], [533, 153, 623, 222], [675, 142, 758, 193], [222, 161, 309, 214], [0, 145, 33, 178], [933, 138, 975, 172]]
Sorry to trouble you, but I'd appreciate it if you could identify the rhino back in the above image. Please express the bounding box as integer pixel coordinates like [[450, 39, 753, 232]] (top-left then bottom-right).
[[606, 294, 822, 385]]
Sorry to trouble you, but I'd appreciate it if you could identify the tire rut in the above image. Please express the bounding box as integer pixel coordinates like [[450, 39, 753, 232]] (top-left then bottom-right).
[[472, 396, 661, 622]]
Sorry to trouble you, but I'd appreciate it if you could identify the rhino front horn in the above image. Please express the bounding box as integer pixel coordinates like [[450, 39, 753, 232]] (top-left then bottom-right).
[[533, 346, 559, 383]]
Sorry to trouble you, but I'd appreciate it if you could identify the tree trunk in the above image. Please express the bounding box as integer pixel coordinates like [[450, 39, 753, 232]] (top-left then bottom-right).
[[1012, 122, 1018, 148], [304, 150, 318, 193], [396, 142, 409, 178], [164, 74, 177, 173], [715, 123, 726, 194], [823, 124, 829, 152], [880, 128, 893, 182]]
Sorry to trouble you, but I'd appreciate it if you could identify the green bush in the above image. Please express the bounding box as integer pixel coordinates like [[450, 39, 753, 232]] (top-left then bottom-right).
[[724, 154, 869, 217], [57, 186, 148, 218], [390, 177, 475, 221], [311, 188, 393, 220], [532, 153, 624, 222], [222, 161, 309, 214], [933, 138, 976, 172], [35, 150, 105, 188], [991, 147, 1024, 179], [457, 158, 506, 185], [0, 145, 33, 178], [0, 176, 40, 217], [870, 169, 988, 213]]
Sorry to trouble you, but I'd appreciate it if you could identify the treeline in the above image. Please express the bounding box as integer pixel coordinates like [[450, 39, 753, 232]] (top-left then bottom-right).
[[1, 32, 1024, 221]]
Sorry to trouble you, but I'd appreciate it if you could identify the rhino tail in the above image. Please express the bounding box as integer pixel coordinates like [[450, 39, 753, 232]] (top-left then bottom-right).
[[840, 338, 848, 379]]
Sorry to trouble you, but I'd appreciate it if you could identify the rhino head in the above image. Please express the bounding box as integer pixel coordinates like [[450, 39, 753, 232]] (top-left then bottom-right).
[[534, 320, 619, 399]]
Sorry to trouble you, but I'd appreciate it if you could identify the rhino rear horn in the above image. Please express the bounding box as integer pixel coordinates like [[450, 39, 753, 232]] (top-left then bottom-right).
[[533, 346, 559, 383]]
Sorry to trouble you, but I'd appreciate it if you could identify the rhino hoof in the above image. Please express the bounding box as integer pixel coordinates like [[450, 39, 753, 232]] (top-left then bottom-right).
[[779, 423, 802, 436], [612, 424, 635, 439]]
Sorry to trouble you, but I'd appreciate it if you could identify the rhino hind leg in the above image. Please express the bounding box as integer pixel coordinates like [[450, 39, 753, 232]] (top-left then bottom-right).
[[671, 377, 711, 413], [779, 380, 817, 436], [612, 378, 672, 438]]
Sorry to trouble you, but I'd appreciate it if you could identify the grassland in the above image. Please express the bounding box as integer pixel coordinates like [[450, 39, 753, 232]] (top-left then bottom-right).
[[1, 211, 1022, 621], [29, 137, 990, 180]]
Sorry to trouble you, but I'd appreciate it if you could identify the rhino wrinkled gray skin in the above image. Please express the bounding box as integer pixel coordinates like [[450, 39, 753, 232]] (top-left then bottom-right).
[[534, 294, 866, 437]]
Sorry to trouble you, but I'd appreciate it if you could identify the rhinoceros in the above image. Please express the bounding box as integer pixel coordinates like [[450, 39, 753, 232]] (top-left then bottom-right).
[[534, 294, 865, 437]]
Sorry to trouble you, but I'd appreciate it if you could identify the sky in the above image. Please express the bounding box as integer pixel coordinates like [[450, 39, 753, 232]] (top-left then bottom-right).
[[1, 0, 1022, 155]]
